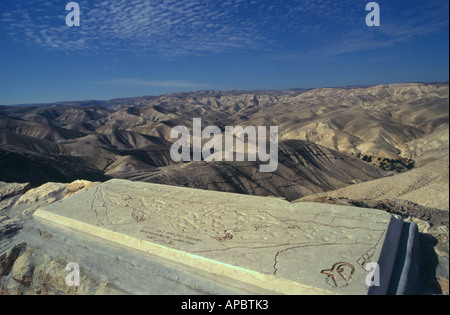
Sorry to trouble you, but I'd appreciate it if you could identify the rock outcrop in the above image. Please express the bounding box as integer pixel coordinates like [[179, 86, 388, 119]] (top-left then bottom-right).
[[0, 179, 115, 295]]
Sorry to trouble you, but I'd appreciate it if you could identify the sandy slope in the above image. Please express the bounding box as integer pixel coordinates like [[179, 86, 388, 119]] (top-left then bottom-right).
[[298, 156, 449, 211]]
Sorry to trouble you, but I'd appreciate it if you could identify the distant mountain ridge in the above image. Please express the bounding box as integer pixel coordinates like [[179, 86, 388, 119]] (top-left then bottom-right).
[[3, 81, 447, 108]]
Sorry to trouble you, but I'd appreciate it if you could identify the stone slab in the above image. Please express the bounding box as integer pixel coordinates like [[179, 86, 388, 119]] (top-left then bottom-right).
[[33, 179, 406, 295]]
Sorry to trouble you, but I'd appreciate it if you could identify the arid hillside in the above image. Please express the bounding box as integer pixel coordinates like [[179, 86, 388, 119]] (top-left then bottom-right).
[[0, 83, 448, 203]]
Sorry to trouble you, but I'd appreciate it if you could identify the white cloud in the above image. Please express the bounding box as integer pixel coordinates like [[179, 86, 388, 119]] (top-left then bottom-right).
[[1, 0, 448, 58]]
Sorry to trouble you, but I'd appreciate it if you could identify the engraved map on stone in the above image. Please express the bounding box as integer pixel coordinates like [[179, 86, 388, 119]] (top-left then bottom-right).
[[34, 179, 395, 295]]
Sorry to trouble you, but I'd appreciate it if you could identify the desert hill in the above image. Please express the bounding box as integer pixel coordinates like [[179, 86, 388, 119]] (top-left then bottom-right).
[[110, 139, 387, 201], [0, 83, 448, 202]]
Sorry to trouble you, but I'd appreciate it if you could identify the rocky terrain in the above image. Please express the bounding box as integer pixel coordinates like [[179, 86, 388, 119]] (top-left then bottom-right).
[[0, 82, 449, 294], [0, 180, 128, 294]]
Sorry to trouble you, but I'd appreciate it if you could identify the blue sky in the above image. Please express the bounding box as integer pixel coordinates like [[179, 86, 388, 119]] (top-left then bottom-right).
[[0, 0, 448, 105]]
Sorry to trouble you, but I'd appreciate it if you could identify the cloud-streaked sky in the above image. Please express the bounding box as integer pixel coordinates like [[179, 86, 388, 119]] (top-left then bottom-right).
[[0, 0, 448, 104]]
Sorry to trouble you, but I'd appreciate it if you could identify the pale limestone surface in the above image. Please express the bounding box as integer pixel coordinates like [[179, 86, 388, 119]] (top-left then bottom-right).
[[34, 179, 397, 295]]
